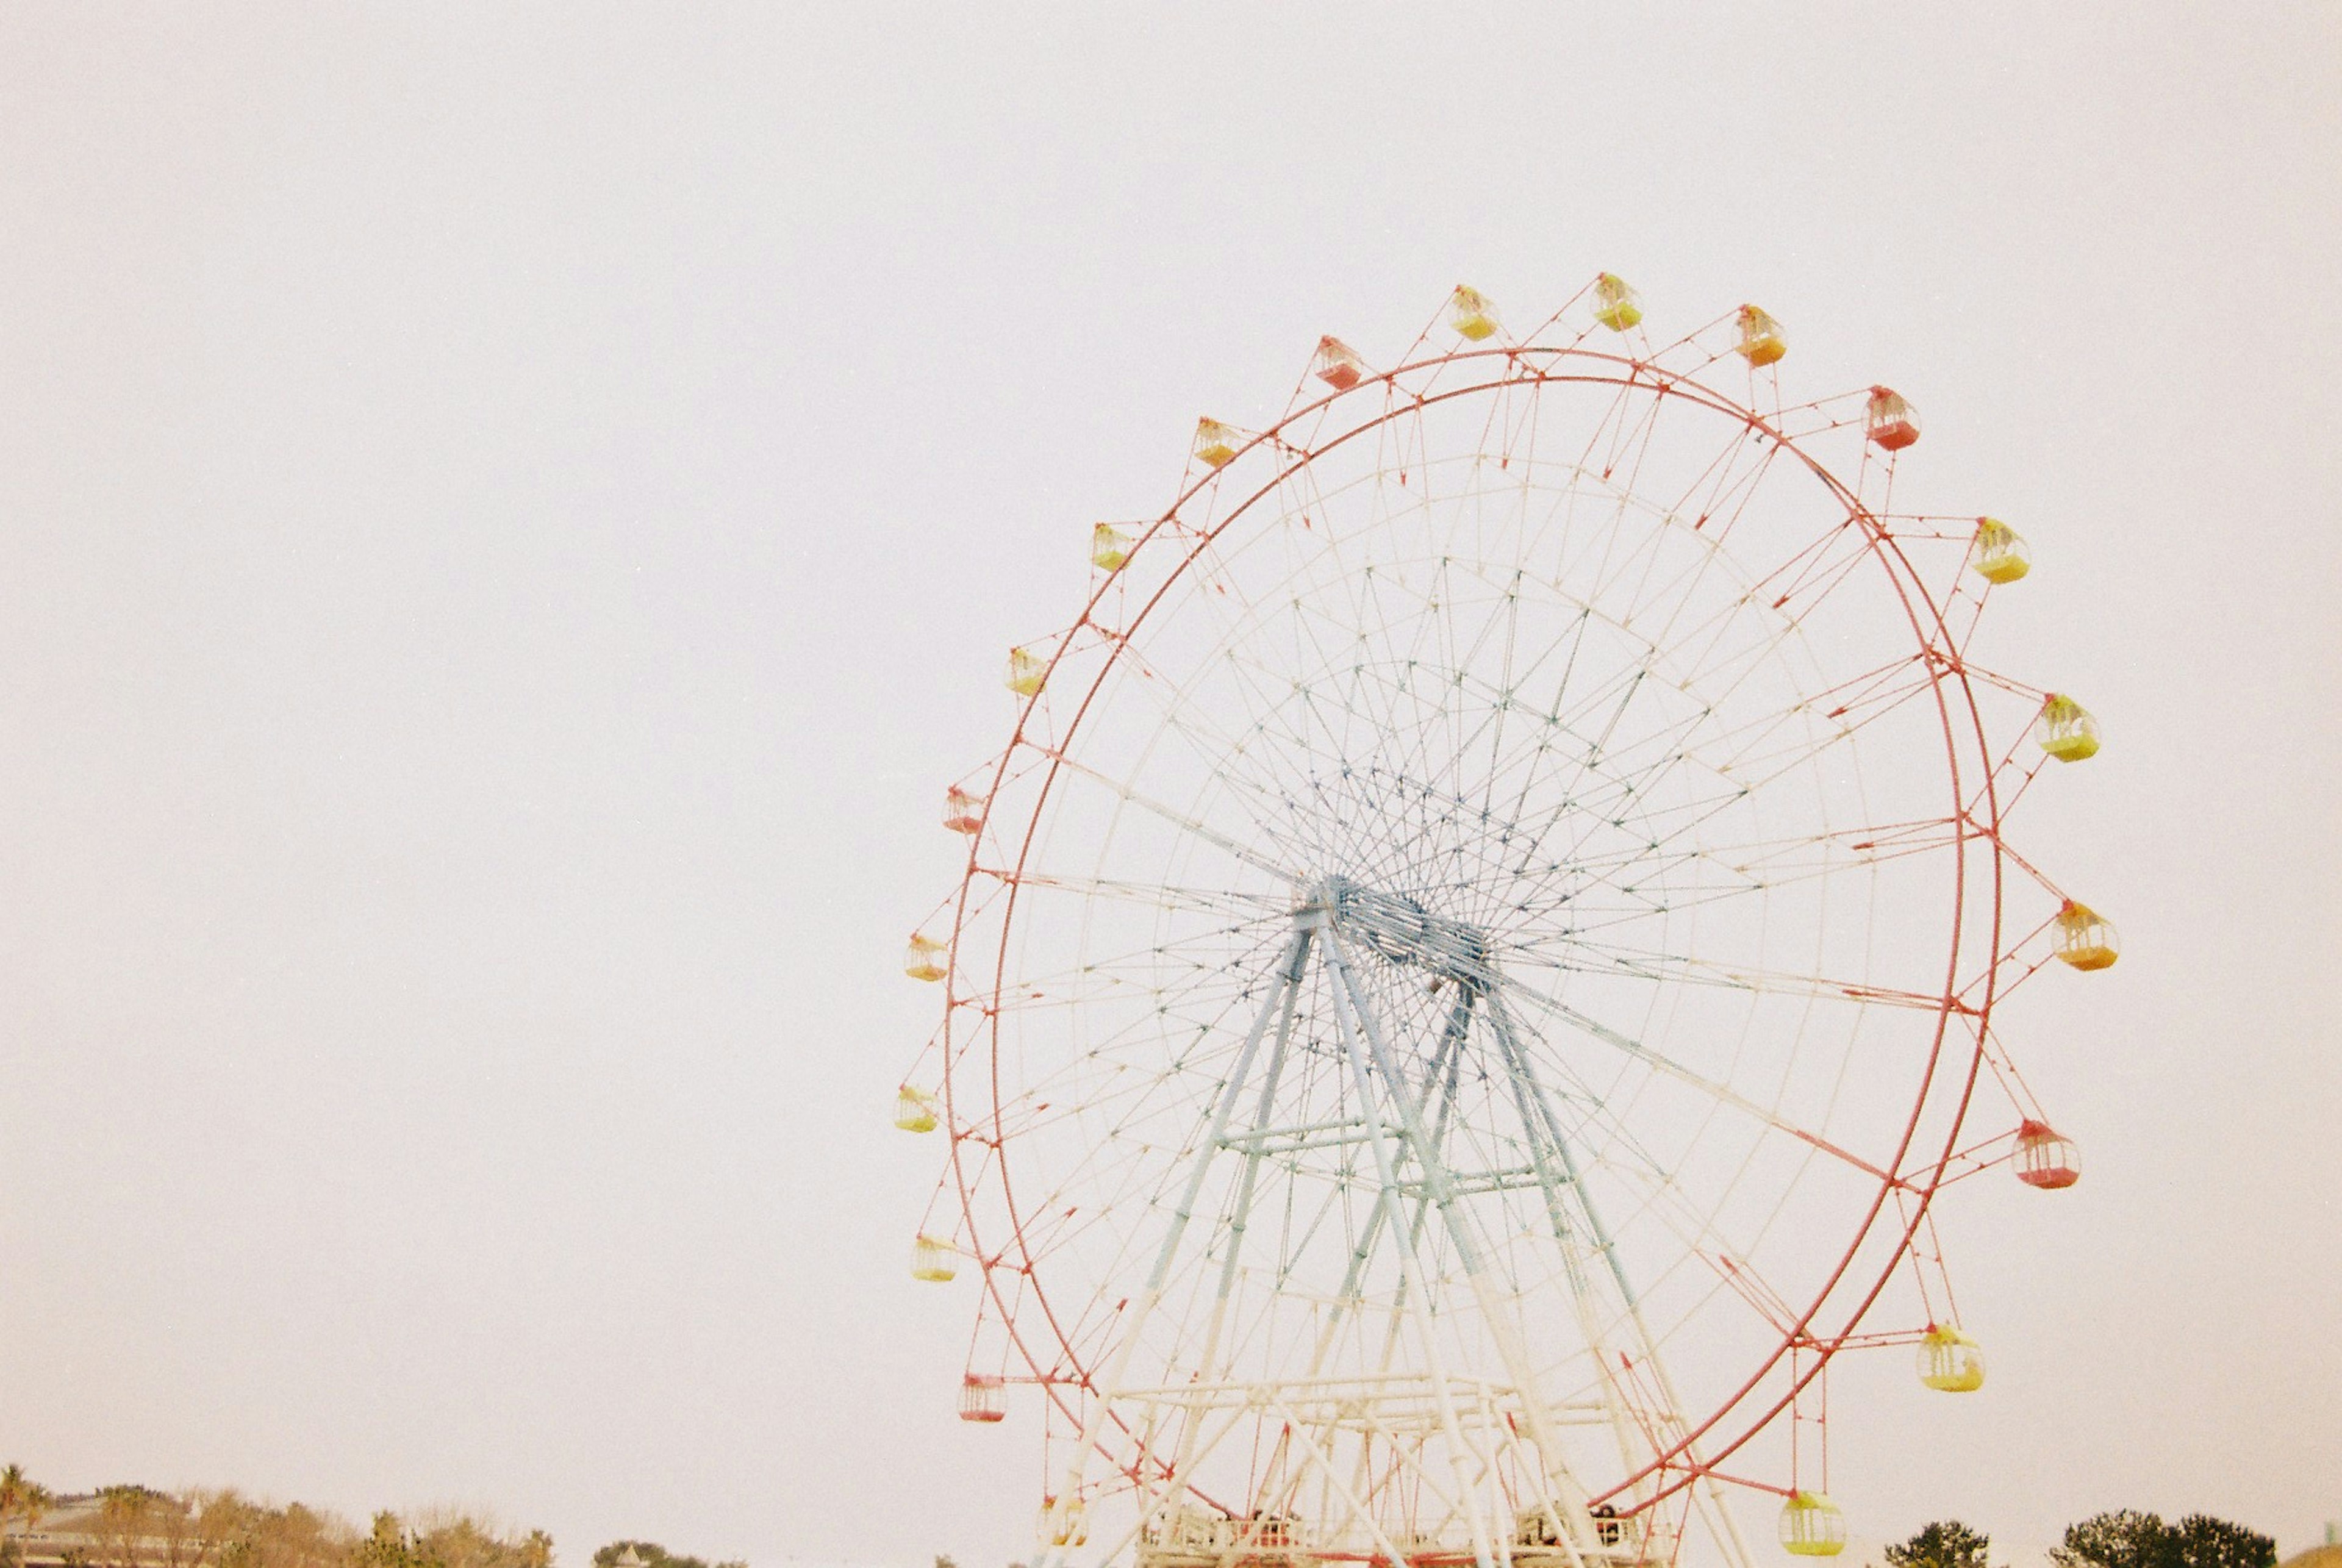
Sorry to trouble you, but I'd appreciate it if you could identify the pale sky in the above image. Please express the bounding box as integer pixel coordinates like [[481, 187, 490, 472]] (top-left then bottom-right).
[[2, 6, 2337, 1568]]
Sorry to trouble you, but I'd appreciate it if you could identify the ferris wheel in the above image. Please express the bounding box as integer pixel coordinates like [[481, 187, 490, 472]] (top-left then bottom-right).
[[897, 278, 2111, 1568]]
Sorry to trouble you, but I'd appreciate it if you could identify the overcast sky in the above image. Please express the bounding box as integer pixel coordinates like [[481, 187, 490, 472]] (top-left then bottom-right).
[[2, 6, 2337, 1568]]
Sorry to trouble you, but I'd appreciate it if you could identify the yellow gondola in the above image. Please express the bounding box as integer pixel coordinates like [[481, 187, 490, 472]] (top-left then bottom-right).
[[1006, 645, 1048, 696], [2035, 693, 2100, 762], [1592, 273, 1642, 331], [1971, 518, 2031, 584], [1038, 1499, 1089, 1550], [1736, 305, 1786, 365], [1779, 1494, 1847, 1557], [1450, 285, 1500, 342], [1092, 523, 1133, 571], [2054, 900, 2119, 970], [904, 934, 948, 982], [1918, 1325, 1986, 1392], [911, 1234, 957, 1282], [894, 1085, 939, 1133], [1193, 418, 1240, 468]]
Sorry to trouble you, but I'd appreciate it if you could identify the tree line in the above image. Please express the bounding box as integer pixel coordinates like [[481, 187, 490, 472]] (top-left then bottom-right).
[[589, 1541, 745, 1568], [0, 1467, 553, 1568], [1888, 1514, 2278, 1568]]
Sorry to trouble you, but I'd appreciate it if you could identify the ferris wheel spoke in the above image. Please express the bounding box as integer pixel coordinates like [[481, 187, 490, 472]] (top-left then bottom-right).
[[1499, 566, 1902, 842], [1036, 747, 1301, 884], [1523, 728, 1817, 898], [1671, 421, 1784, 543], [1084, 612, 1399, 869], [1489, 970, 1893, 1187], [1563, 1138, 1816, 1356], [1463, 1019, 1747, 1288], [1007, 872, 1292, 925], [1535, 814, 1961, 889], [987, 927, 1280, 1012], [1632, 643, 1930, 800], [1498, 937, 1950, 1014], [1480, 1059, 1839, 1376], [1498, 804, 1961, 951]]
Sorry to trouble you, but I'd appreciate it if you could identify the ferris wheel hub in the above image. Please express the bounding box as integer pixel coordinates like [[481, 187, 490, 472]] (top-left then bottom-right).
[[1299, 876, 1495, 988]]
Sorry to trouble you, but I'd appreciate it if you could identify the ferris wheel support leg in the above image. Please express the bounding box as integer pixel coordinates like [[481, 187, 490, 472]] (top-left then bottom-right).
[[1338, 989, 1480, 1398], [1161, 929, 1312, 1512], [1147, 926, 1314, 1295], [1485, 997, 1755, 1568], [1047, 928, 1314, 1548], [1320, 940, 1499, 1568], [1481, 986, 1642, 1548], [1325, 941, 1598, 1568], [1355, 992, 1503, 1499], [1322, 935, 1505, 1568], [1199, 933, 1309, 1356], [1298, 988, 1478, 1388], [1259, 1392, 1430, 1568]]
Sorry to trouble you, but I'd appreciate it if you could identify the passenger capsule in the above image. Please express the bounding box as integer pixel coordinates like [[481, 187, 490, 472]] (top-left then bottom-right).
[[1736, 305, 1787, 366], [2054, 900, 2119, 970], [1006, 645, 1048, 696], [2014, 1119, 2082, 1189], [1593, 273, 1643, 331], [1192, 418, 1240, 468], [894, 1084, 939, 1133], [959, 1372, 1006, 1422], [1918, 1325, 1986, 1392], [1038, 1499, 1089, 1550], [1866, 387, 1921, 451], [1313, 335, 1367, 390], [904, 934, 948, 982], [1092, 523, 1133, 571], [2035, 693, 2100, 762], [1779, 1494, 1847, 1558], [1971, 518, 2031, 584], [911, 1234, 957, 1282], [942, 785, 984, 835], [1450, 285, 1500, 342]]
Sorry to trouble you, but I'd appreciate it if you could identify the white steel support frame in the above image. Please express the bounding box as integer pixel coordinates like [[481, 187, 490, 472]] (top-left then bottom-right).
[[1481, 995, 1759, 1568], [1037, 884, 1755, 1568]]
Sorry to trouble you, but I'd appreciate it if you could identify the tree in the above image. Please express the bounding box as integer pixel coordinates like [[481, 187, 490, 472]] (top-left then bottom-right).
[[2057, 1511, 2172, 1568], [148, 1489, 224, 1568], [2168, 1517, 2274, 1568], [592, 1542, 743, 1568], [0, 1464, 45, 1568], [2054, 1511, 2276, 1568], [201, 1491, 353, 1568], [1888, 1522, 1991, 1568], [95, 1484, 185, 1568], [357, 1511, 553, 1568]]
